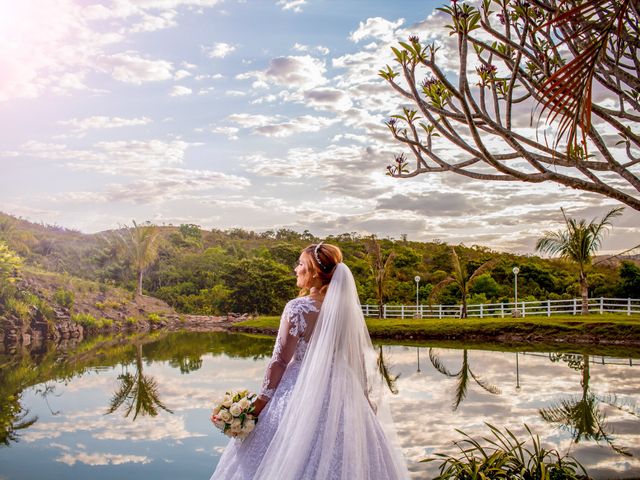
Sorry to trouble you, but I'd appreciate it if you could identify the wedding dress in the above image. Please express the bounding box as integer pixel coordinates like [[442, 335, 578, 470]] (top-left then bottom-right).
[[210, 263, 408, 480]]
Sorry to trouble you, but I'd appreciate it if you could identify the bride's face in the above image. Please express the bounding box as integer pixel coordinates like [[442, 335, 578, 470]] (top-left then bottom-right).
[[295, 254, 313, 289]]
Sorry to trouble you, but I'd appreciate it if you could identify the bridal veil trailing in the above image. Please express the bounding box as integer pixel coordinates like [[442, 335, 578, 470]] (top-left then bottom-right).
[[253, 262, 408, 480]]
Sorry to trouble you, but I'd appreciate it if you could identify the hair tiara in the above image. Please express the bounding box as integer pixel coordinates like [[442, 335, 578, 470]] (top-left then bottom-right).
[[313, 242, 328, 272]]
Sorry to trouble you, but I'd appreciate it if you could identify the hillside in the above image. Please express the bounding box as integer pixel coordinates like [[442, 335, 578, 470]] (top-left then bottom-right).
[[1, 211, 638, 321]]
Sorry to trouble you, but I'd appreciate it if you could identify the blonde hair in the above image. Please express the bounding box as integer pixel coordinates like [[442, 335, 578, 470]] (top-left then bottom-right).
[[298, 243, 343, 296]]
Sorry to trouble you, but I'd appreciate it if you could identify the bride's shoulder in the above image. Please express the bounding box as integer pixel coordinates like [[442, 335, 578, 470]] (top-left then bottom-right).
[[283, 296, 320, 319]]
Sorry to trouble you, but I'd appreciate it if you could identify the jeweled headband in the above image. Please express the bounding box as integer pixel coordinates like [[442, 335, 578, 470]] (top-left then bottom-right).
[[313, 242, 329, 272]]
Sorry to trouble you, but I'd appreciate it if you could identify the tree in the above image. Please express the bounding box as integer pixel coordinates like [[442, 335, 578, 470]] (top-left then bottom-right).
[[116, 221, 161, 296], [617, 261, 640, 297], [535, 207, 623, 314], [366, 237, 396, 318], [380, 0, 640, 210], [428, 247, 497, 318]]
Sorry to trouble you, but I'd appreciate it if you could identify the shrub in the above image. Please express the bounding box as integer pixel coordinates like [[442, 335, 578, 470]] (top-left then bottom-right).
[[71, 313, 99, 328], [147, 313, 161, 324], [5, 297, 30, 321], [426, 423, 588, 480], [53, 288, 74, 309], [125, 316, 138, 326]]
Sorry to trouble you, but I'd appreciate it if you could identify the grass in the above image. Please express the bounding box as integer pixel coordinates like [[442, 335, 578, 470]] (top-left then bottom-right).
[[234, 313, 640, 351]]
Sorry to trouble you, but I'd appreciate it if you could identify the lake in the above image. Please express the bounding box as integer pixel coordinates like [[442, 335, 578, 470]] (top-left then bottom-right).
[[0, 331, 639, 479]]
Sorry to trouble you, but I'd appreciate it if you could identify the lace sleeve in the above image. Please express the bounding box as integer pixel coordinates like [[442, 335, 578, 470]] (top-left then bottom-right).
[[257, 300, 307, 401]]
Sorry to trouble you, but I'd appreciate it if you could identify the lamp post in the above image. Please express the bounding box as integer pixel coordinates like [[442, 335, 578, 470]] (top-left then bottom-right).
[[414, 275, 421, 318], [512, 267, 520, 317]]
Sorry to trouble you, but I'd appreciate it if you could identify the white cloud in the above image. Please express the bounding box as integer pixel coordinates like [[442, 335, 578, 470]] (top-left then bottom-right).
[[238, 55, 327, 91], [59, 116, 152, 133], [99, 52, 173, 84], [210, 126, 240, 140], [174, 69, 192, 80], [227, 113, 337, 137], [204, 42, 236, 58], [349, 17, 405, 43], [277, 0, 306, 13], [169, 85, 193, 96], [57, 451, 151, 466]]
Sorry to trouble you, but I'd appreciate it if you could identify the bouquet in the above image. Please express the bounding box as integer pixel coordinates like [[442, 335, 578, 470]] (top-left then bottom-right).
[[210, 389, 257, 440]]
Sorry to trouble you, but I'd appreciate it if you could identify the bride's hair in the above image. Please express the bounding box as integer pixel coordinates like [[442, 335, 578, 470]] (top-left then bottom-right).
[[299, 242, 342, 296]]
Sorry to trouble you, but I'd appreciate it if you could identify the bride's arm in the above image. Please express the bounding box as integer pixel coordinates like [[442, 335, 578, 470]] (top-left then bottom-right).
[[254, 305, 302, 415]]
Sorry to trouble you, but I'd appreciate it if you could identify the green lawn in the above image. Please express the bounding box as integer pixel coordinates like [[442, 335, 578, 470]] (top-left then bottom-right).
[[233, 313, 640, 353]]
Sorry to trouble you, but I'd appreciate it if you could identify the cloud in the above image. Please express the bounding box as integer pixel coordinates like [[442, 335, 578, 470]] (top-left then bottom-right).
[[276, 0, 306, 13], [204, 42, 236, 58], [227, 113, 337, 138], [376, 192, 483, 217], [56, 450, 151, 466], [98, 52, 173, 84], [304, 88, 353, 111], [58, 116, 152, 133], [349, 17, 405, 43], [169, 85, 193, 96], [210, 126, 240, 140], [238, 55, 327, 91]]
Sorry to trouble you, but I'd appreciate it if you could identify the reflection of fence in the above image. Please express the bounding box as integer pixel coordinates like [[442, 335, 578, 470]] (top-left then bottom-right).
[[362, 297, 640, 319], [520, 352, 637, 366]]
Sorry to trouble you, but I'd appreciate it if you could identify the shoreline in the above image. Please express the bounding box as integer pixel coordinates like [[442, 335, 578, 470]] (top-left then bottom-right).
[[230, 314, 640, 352]]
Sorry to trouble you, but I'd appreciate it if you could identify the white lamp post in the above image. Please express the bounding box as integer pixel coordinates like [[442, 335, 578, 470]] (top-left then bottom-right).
[[414, 275, 421, 318], [512, 267, 520, 317]]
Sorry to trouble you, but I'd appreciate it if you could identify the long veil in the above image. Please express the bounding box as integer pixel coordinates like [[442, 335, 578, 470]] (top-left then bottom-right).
[[254, 263, 409, 480]]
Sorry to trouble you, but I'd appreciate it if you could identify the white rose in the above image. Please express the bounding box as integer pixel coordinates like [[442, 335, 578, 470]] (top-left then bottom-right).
[[211, 403, 222, 415], [229, 403, 242, 417], [238, 398, 251, 410], [212, 418, 225, 430], [219, 409, 232, 423], [243, 418, 256, 433], [222, 395, 233, 408], [230, 418, 242, 429]]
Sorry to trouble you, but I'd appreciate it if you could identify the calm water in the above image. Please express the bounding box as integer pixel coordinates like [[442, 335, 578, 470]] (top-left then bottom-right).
[[0, 331, 639, 479]]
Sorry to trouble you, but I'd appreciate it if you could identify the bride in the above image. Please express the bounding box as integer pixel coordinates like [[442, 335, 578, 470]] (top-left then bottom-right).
[[210, 242, 408, 480]]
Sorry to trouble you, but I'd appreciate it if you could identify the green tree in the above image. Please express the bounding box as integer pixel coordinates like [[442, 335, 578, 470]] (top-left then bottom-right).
[[536, 207, 623, 314], [617, 261, 640, 297], [366, 237, 396, 318], [0, 240, 21, 282], [117, 221, 161, 296], [428, 247, 497, 318], [380, 0, 640, 210]]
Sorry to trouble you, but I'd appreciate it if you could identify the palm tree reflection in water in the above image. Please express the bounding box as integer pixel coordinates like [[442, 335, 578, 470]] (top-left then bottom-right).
[[106, 343, 173, 420], [428, 348, 501, 411], [539, 353, 633, 456]]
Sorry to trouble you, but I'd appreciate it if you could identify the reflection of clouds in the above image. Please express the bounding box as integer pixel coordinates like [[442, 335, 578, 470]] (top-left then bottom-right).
[[57, 450, 151, 466], [382, 347, 640, 478]]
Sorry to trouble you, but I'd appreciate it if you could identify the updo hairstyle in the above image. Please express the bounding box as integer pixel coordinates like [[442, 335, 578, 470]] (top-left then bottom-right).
[[299, 242, 343, 296]]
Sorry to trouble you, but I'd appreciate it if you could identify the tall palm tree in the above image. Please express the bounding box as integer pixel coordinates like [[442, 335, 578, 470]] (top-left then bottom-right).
[[106, 343, 172, 420], [116, 221, 160, 296], [428, 247, 497, 318], [429, 348, 501, 411], [539, 354, 630, 456], [535, 207, 623, 314], [366, 237, 396, 318]]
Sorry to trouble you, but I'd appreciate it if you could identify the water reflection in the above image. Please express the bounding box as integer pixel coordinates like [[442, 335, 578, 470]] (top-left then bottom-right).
[[106, 343, 173, 420], [428, 348, 501, 410], [0, 332, 638, 480], [540, 354, 631, 456]]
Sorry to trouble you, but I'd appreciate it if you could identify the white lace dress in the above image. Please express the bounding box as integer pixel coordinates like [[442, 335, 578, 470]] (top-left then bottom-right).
[[210, 295, 405, 480], [210, 296, 320, 480]]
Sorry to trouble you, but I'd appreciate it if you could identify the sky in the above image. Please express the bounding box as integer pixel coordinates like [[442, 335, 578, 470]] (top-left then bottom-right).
[[1, 0, 638, 254]]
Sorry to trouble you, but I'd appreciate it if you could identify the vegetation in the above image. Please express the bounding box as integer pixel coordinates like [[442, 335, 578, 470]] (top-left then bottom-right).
[[367, 237, 396, 318], [536, 208, 625, 314], [429, 247, 498, 318], [1, 212, 638, 317], [113, 221, 161, 296], [427, 424, 588, 479], [380, 0, 640, 210]]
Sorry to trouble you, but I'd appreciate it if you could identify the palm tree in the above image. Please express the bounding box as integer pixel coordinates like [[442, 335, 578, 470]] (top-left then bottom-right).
[[428, 247, 497, 318], [429, 348, 501, 411], [366, 237, 396, 318], [377, 345, 400, 395], [116, 221, 160, 296], [535, 207, 623, 314], [539, 354, 630, 456], [106, 343, 172, 420]]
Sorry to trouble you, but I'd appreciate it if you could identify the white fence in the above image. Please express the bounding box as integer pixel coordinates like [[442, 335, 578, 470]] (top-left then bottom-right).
[[362, 297, 640, 319]]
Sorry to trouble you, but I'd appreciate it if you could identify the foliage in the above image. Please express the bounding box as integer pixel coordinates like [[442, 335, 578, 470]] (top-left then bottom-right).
[[427, 423, 589, 479], [380, 0, 640, 210], [367, 236, 397, 318], [0, 241, 21, 282], [147, 313, 161, 324], [536, 207, 624, 314], [53, 288, 74, 309], [617, 261, 640, 297], [114, 221, 161, 296]]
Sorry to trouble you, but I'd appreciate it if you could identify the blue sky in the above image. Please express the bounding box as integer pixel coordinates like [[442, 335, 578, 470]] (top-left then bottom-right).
[[1, 0, 638, 253]]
